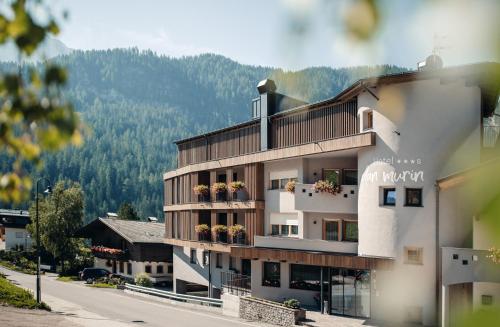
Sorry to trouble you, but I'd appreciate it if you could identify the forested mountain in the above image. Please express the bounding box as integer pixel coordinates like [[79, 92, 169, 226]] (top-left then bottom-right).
[[0, 48, 408, 222]]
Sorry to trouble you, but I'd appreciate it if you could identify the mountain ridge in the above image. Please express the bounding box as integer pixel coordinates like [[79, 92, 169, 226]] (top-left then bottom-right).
[[0, 48, 409, 221]]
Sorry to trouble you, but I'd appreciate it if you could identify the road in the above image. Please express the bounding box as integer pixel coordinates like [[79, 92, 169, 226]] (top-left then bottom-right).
[[0, 266, 264, 327]]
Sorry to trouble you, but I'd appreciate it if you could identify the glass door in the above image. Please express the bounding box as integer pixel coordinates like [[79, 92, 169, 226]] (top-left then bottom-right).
[[331, 268, 343, 315], [343, 269, 356, 316]]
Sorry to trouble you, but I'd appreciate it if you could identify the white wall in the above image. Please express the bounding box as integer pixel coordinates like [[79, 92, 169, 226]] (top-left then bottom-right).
[[250, 259, 319, 307], [172, 246, 238, 292], [357, 78, 481, 325], [473, 282, 500, 310], [94, 257, 172, 282], [5, 227, 32, 251]]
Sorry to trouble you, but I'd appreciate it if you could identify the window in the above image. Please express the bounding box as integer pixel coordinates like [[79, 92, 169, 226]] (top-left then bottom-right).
[[290, 264, 321, 291], [324, 221, 339, 241], [270, 179, 279, 190], [280, 178, 289, 189], [363, 110, 373, 131], [404, 246, 423, 265], [202, 251, 209, 266], [145, 265, 152, 274], [167, 265, 173, 274], [272, 224, 298, 237], [270, 177, 297, 190], [481, 295, 493, 306], [280, 225, 290, 236], [216, 253, 222, 268], [343, 221, 358, 242], [405, 188, 423, 207], [383, 188, 396, 206], [15, 232, 23, 238], [229, 256, 236, 270], [262, 262, 280, 287], [157, 265, 164, 274], [343, 170, 358, 185], [190, 249, 196, 264], [366, 111, 373, 129], [323, 169, 340, 185], [119, 261, 124, 273], [127, 262, 132, 275]]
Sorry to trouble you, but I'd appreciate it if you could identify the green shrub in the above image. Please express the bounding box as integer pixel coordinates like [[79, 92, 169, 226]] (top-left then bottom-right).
[[0, 274, 50, 310], [135, 273, 153, 287], [283, 298, 301, 309]]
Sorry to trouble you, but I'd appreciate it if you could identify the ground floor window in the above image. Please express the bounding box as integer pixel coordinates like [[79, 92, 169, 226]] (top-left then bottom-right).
[[119, 261, 124, 273], [157, 265, 164, 274], [145, 265, 152, 274], [290, 264, 321, 291], [127, 262, 132, 275], [216, 253, 222, 268], [262, 262, 280, 287]]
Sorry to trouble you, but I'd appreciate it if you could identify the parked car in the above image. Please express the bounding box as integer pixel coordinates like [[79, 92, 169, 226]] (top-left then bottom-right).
[[79, 268, 111, 282]]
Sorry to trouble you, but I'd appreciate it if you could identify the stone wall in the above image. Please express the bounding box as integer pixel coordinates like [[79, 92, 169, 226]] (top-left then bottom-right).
[[239, 297, 305, 326]]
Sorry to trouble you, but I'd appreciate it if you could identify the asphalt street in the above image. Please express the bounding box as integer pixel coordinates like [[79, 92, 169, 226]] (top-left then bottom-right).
[[0, 266, 265, 327]]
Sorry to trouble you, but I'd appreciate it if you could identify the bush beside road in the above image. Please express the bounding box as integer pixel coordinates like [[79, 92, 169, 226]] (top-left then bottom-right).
[[0, 272, 50, 310]]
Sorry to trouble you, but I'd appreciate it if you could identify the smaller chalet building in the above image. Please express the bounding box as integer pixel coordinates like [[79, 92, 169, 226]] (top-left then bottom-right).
[[0, 209, 31, 251], [78, 217, 173, 283]]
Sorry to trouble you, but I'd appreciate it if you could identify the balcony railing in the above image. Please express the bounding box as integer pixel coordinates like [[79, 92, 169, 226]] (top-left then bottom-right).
[[294, 184, 358, 213], [221, 271, 251, 296], [196, 230, 249, 246], [254, 235, 358, 254]]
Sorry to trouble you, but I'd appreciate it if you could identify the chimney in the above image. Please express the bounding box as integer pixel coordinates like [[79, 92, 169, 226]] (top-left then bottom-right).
[[256, 79, 277, 151]]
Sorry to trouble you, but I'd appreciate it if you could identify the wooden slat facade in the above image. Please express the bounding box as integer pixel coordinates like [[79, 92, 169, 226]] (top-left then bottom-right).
[[164, 163, 264, 205], [177, 122, 261, 167], [176, 99, 359, 168], [230, 246, 393, 271], [164, 209, 263, 246], [270, 99, 358, 149]]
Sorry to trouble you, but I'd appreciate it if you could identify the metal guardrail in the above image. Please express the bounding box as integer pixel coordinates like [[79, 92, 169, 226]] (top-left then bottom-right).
[[221, 271, 251, 296], [124, 283, 222, 307]]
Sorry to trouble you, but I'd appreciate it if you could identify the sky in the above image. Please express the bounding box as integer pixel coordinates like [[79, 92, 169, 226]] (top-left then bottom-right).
[[48, 0, 499, 70]]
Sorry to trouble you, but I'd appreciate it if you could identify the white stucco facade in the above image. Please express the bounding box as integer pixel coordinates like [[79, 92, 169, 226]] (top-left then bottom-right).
[[4, 227, 32, 251], [94, 257, 172, 283]]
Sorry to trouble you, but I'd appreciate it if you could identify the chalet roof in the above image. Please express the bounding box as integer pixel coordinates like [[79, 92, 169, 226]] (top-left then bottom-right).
[[78, 217, 165, 244], [0, 209, 30, 228]]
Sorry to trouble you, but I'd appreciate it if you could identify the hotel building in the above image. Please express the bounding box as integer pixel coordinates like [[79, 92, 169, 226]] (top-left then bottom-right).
[[163, 60, 500, 325]]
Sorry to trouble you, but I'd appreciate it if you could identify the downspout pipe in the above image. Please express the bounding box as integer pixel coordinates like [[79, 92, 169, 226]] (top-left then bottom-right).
[[435, 182, 441, 326]]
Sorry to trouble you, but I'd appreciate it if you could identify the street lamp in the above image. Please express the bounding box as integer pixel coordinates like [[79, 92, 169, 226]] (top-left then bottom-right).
[[35, 177, 52, 304]]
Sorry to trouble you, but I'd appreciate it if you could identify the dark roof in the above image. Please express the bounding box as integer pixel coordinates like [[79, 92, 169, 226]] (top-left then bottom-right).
[[173, 62, 500, 144], [0, 209, 30, 228], [78, 218, 165, 244]]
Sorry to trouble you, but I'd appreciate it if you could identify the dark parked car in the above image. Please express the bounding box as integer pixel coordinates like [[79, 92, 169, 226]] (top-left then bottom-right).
[[79, 268, 111, 282]]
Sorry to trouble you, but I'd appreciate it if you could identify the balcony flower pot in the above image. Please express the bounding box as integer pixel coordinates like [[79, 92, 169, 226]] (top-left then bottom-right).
[[311, 180, 342, 195], [193, 185, 210, 202], [195, 224, 211, 241], [285, 180, 296, 193], [211, 182, 227, 201], [228, 181, 245, 200], [229, 224, 246, 244], [212, 224, 228, 243]]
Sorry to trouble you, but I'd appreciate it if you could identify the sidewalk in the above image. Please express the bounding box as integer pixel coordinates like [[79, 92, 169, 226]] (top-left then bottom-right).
[[0, 306, 82, 327]]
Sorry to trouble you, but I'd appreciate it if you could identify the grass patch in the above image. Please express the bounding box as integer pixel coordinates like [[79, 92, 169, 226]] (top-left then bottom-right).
[[87, 283, 116, 289], [0, 260, 36, 275], [0, 274, 50, 310], [56, 276, 79, 282]]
